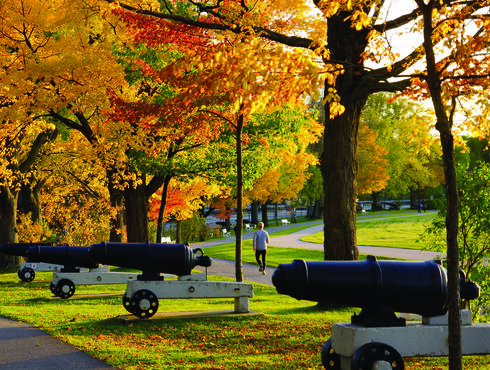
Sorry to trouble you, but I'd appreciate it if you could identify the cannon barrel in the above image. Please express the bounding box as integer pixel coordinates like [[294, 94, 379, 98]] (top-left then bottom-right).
[[0, 242, 53, 257], [272, 256, 480, 321], [88, 242, 212, 277], [26, 246, 99, 269]]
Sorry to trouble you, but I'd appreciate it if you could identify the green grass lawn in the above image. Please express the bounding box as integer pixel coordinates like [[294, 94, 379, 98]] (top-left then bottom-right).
[[301, 212, 437, 249], [0, 269, 488, 369]]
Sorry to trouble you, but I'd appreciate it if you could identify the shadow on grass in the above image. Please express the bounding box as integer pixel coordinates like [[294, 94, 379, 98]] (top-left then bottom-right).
[[271, 303, 357, 315], [74, 311, 262, 334], [0, 281, 26, 288], [26, 293, 123, 305]]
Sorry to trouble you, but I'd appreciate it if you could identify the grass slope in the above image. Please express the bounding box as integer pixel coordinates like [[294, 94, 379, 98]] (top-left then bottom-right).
[[301, 213, 436, 249]]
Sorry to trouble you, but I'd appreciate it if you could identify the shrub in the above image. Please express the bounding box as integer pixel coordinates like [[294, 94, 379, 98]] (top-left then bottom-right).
[[181, 214, 208, 242]]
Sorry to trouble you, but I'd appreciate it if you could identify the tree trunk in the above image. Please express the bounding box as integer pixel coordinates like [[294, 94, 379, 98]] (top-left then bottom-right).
[[176, 220, 181, 244], [312, 198, 323, 219], [409, 188, 418, 209], [124, 180, 149, 242], [156, 176, 172, 243], [274, 203, 279, 226], [108, 178, 124, 243], [18, 181, 42, 223], [369, 192, 380, 211], [235, 112, 244, 282], [417, 1, 462, 366], [0, 185, 19, 267], [438, 123, 461, 369], [322, 99, 364, 261], [251, 201, 259, 224], [321, 12, 371, 261], [261, 203, 269, 227]]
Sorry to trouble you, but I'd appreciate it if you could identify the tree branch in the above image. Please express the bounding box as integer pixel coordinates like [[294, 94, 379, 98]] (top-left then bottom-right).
[[107, 0, 316, 50], [373, 8, 422, 33], [18, 127, 58, 173]]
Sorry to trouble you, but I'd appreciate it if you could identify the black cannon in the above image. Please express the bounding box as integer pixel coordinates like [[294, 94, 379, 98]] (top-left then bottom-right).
[[88, 242, 212, 279], [0, 242, 53, 257], [1, 242, 56, 282], [26, 246, 99, 272], [272, 256, 480, 327]]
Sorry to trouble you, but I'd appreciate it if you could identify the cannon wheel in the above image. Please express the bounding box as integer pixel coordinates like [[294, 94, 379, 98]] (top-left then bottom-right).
[[122, 292, 135, 314], [321, 338, 341, 369], [129, 289, 159, 319], [55, 279, 76, 299], [50, 281, 60, 297], [18, 267, 35, 282], [351, 342, 404, 370]]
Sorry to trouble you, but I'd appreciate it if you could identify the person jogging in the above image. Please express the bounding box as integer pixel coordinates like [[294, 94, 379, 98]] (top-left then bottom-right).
[[253, 222, 270, 275]]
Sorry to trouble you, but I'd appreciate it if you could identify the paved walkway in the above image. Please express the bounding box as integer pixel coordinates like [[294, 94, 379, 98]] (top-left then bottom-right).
[[1, 213, 442, 368], [0, 316, 113, 369]]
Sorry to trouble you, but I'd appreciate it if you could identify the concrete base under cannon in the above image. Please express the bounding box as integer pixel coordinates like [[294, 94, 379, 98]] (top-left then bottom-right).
[[122, 273, 254, 319], [325, 310, 490, 369]]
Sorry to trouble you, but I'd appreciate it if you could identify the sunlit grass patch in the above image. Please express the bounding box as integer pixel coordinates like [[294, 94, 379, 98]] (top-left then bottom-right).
[[301, 213, 436, 249]]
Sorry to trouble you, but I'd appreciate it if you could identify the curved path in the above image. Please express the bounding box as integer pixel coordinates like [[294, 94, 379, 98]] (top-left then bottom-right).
[[194, 212, 444, 286]]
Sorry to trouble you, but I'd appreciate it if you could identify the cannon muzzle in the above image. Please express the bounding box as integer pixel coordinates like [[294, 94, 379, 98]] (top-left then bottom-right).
[[26, 246, 99, 270], [88, 242, 212, 277], [0, 242, 53, 257], [273, 256, 480, 326]]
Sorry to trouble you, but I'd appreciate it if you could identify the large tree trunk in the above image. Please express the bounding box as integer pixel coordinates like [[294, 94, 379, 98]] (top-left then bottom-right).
[[321, 12, 370, 261], [107, 174, 124, 243], [409, 188, 417, 209], [18, 180, 42, 223], [309, 198, 323, 219], [260, 203, 269, 227], [123, 174, 166, 243], [251, 201, 259, 224], [108, 186, 124, 243], [176, 220, 181, 244], [370, 191, 382, 211], [322, 100, 364, 261], [0, 186, 19, 267], [124, 180, 150, 243]]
